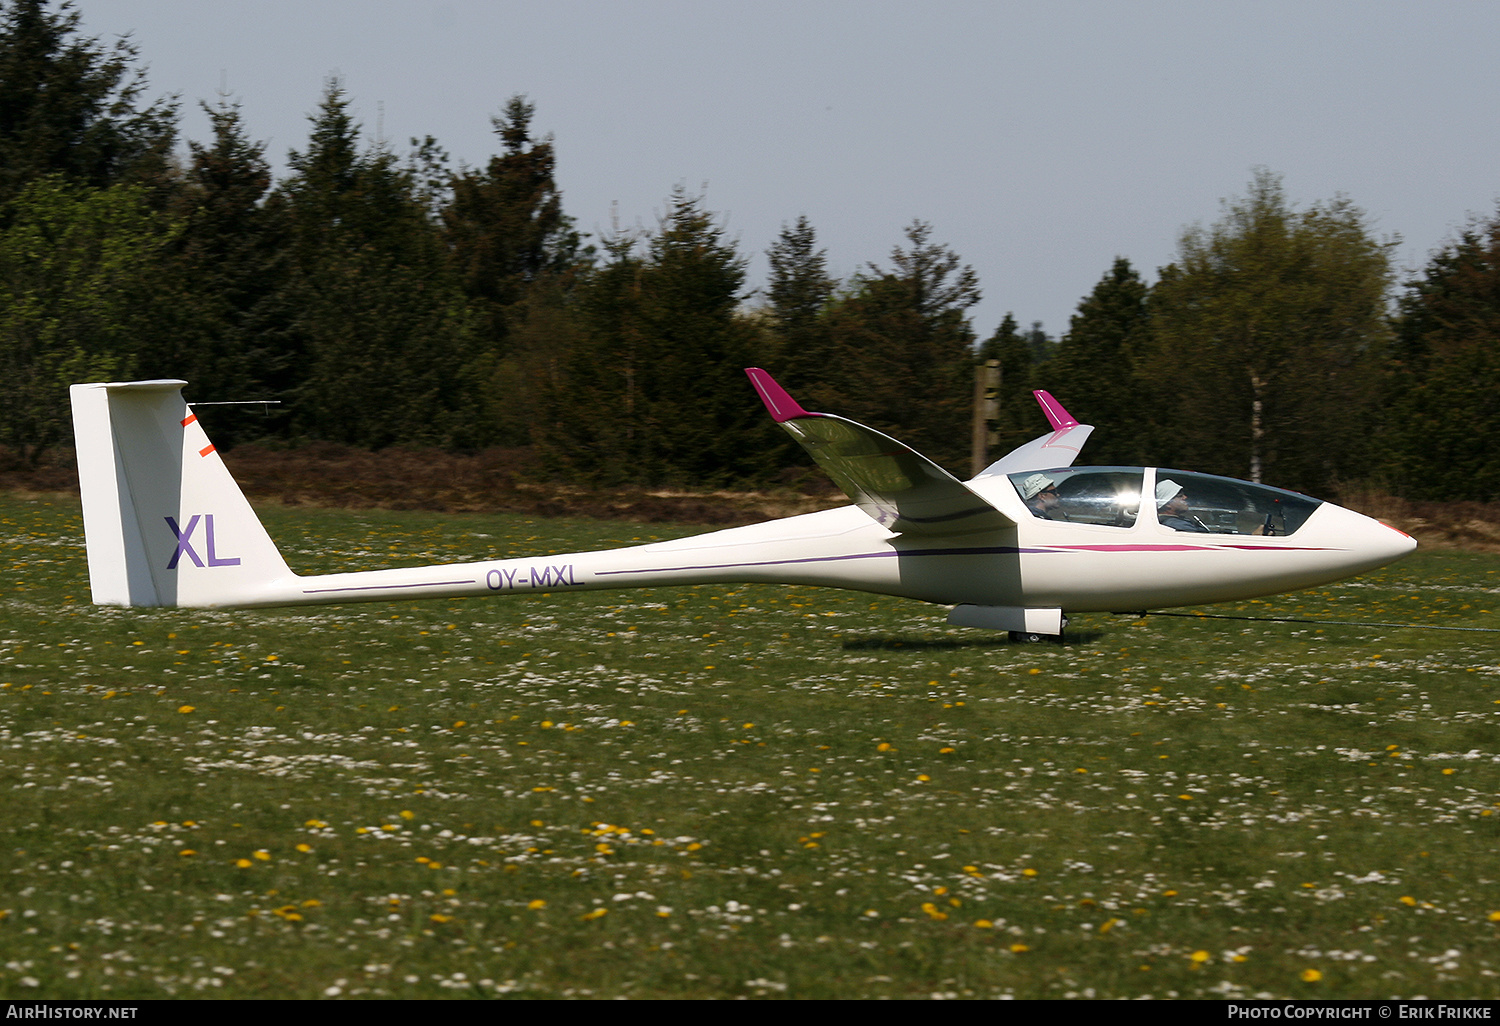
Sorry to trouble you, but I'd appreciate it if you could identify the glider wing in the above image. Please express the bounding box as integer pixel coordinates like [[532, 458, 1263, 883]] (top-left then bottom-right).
[[745, 368, 1014, 536], [971, 390, 1094, 479]]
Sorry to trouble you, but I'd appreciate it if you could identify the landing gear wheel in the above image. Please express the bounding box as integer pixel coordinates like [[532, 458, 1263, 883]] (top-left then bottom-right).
[[1010, 616, 1068, 645]]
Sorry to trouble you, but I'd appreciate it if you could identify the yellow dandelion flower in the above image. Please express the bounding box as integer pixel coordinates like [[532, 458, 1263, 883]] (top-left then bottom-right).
[[1190, 950, 1210, 963], [582, 908, 608, 921], [178, 849, 196, 857], [1301, 969, 1323, 982], [295, 843, 311, 853], [235, 858, 252, 868], [430, 913, 453, 924], [400, 810, 415, 820], [253, 850, 271, 861], [1009, 943, 1030, 953], [177, 705, 195, 714], [1021, 868, 1037, 877], [877, 742, 893, 752], [973, 919, 994, 929], [1400, 895, 1417, 906], [1487, 911, 1500, 922], [527, 900, 546, 910]]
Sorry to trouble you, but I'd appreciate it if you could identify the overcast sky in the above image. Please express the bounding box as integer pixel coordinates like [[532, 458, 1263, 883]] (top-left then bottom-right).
[[80, 0, 1500, 342]]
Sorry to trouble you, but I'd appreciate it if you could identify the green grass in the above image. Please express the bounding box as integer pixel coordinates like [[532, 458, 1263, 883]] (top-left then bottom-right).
[[3, 493, 1500, 999]]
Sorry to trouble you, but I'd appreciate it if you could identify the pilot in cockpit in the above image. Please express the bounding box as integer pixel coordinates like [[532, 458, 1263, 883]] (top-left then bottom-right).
[[1020, 473, 1068, 521], [1156, 479, 1211, 533]]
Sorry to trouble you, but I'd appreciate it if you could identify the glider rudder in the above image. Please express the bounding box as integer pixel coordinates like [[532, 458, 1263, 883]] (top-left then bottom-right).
[[70, 381, 293, 608]]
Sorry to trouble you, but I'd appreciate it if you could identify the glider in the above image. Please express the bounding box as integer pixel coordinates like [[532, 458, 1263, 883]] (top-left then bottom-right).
[[68, 371, 1415, 638]]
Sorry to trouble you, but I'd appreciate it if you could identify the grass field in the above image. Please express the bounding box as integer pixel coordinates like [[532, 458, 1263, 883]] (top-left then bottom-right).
[[3, 492, 1499, 999]]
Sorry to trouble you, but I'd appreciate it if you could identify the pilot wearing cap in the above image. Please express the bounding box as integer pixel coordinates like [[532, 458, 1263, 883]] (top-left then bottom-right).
[[1156, 479, 1210, 532], [1020, 473, 1067, 520]]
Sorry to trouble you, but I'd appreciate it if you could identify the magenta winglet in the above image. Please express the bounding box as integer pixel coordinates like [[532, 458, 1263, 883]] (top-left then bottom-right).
[[745, 368, 817, 423], [1032, 390, 1079, 430]]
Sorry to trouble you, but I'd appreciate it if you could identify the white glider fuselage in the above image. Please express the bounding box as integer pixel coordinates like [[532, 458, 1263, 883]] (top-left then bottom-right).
[[68, 374, 1415, 631], [231, 475, 1411, 613]]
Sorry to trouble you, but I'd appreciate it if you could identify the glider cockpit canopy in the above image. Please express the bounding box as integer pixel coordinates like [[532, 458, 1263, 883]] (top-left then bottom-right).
[[1010, 466, 1324, 537]]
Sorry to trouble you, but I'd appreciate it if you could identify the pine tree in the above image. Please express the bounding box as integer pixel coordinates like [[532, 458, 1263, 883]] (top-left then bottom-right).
[[539, 189, 770, 485], [1385, 209, 1500, 500], [1048, 257, 1151, 465], [977, 313, 1036, 456], [637, 188, 765, 482], [0, 0, 177, 208], [443, 96, 582, 355], [764, 215, 836, 394], [821, 221, 980, 470], [135, 98, 282, 436], [274, 79, 475, 448]]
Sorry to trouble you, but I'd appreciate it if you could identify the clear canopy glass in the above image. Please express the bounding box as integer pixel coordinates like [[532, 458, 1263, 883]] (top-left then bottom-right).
[[1009, 466, 1323, 537], [1009, 467, 1145, 528], [1150, 470, 1323, 537]]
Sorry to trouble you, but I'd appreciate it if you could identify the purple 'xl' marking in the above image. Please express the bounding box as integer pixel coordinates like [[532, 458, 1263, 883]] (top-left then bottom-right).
[[166, 515, 204, 569]]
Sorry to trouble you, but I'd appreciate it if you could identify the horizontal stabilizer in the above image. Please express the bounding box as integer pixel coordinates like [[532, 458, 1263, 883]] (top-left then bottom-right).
[[745, 369, 1013, 536]]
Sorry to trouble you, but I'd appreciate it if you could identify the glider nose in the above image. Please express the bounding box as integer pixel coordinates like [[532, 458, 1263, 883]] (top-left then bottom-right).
[[1328, 503, 1416, 573], [1374, 516, 1416, 564]]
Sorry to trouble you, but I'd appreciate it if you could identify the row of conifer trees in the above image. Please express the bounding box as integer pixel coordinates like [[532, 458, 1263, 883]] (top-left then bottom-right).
[[2, 0, 1497, 501]]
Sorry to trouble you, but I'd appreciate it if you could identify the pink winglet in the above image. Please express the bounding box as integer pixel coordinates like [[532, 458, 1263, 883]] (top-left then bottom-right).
[[1032, 390, 1079, 430], [745, 368, 816, 423]]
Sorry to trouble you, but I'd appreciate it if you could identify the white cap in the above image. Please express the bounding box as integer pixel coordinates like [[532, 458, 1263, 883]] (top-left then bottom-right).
[[1020, 473, 1055, 500]]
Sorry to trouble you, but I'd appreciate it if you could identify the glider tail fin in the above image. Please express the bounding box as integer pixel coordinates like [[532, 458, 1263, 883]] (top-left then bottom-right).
[[70, 380, 293, 608]]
